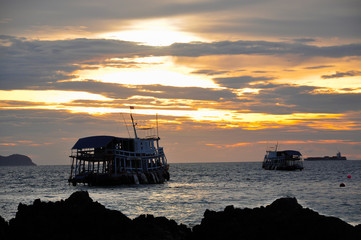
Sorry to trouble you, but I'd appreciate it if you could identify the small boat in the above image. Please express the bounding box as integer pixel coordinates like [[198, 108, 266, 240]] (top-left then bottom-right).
[[304, 151, 347, 161], [262, 144, 303, 171], [68, 110, 169, 186]]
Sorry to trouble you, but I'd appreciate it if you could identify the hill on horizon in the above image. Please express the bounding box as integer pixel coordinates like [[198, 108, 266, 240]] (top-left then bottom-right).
[[0, 154, 36, 166]]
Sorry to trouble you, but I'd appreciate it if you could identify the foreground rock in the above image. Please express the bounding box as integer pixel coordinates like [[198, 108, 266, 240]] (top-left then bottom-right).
[[192, 197, 360, 240], [2, 191, 190, 240], [0, 192, 360, 240]]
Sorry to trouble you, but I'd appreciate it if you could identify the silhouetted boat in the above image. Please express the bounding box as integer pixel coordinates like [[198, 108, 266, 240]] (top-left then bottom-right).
[[304, 152, 347, 161], [68, 110, 169, 186], [262, 144, 303, 171]]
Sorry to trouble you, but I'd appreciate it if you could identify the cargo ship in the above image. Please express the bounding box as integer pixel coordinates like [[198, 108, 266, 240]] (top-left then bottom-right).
[[68, 110, 169, 186], [304, 152, 347, 161]]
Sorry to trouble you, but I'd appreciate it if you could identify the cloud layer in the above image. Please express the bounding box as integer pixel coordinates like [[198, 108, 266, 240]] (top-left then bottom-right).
[[1, 0, 361, 164]]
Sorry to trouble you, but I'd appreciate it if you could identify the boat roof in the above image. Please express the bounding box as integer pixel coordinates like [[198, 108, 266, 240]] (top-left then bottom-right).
[[266, 149, 302, 155], [281, 150, 302, 155], [72, 136, 128, 149]]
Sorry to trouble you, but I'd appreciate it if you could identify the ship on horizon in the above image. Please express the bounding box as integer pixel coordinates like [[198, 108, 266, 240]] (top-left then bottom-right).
[[304, 151, 347, 161]]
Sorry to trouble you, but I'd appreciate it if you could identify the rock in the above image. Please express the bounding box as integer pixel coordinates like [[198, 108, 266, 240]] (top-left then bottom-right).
[[132, 214, 191, 240], [0, 215, 8, 239], [266, 196, 302, 211], [191, 197, 360, 240], [0, 154, 36, 166], [4, 191, 189, 240], [2, 194, 360, 240]]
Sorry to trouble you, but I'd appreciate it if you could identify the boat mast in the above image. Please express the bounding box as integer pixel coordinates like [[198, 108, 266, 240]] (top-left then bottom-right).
[[120, 113, 131, 138], [130, 106, 138, 139], [156, 113, 159, 138]]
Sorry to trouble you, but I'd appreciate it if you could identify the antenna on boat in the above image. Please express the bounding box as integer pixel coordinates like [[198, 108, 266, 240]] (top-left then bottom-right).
[[120, 113, 131, 138], [156, 113, 159, 138], [129, 106, 138, 139]]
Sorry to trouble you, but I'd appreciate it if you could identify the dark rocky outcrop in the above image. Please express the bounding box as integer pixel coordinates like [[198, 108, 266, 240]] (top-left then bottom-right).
[[0, 215, 7, 240], [0, 154, 36, 166], [2, 191, 190, 240], [0, 192, 360, 240], [192, 197, 360, 240]]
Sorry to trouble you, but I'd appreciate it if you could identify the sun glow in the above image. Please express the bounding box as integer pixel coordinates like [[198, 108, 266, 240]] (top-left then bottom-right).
[[0, 90, 112, 104], [75, 56, 219, 89], [100, 19, 204, 46], [1, 91, 352, 131]]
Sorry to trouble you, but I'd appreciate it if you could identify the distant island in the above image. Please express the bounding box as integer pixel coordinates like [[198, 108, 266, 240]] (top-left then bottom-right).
[[0, 154, 36, 166]]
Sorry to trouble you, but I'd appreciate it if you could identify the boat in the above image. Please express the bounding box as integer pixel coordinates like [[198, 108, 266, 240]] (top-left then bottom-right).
[[262, 144, 304, 170], [68, 110, 170, 186], [304, 151, 347, 161]]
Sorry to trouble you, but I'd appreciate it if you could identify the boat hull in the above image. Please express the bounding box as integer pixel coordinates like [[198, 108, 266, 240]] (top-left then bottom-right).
[[69, 167, 170, 186], [262, 163, 303, 171]]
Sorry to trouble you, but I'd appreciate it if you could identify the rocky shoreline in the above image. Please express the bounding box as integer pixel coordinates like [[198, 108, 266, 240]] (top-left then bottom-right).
[[1, 191, 360, 240]]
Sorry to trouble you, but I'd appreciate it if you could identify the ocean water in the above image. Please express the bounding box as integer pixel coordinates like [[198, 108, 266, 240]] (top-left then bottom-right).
[[0, 161, 360, 227]]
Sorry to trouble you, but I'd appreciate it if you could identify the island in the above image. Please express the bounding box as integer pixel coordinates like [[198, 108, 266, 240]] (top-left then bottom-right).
[[0, 154, 36, 166]]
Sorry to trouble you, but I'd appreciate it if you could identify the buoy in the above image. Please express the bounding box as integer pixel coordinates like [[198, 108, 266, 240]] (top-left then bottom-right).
[[347, 175, 351, 179], [340, 183, 345, 187]]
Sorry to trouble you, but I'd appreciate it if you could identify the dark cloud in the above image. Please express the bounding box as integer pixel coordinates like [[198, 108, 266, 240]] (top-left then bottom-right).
[[0, 36, 153, 89], [185, 1, 361, 41], [321, 71, 361, 79], [252, 84, 361, 114], [304, 65, 334, 70], [191, 69, 230, 76], [54, 80, 238, 102], [164, 41, 361, 57], [288, 92, 361, 113], [291, 38, 317, 43], [2, 0, 360, 44], [143, 85, 237, 101], [214, 76, 274, 89], [53, 80, 140, 99], [239, 16, 361, 39], [2, 36, 360, 90]]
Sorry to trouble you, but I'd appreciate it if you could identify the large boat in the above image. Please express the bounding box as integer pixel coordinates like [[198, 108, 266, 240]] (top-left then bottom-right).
[[304, 152, 347, 161], [262, 145, 304, 170], [68, 111, 169, 186]]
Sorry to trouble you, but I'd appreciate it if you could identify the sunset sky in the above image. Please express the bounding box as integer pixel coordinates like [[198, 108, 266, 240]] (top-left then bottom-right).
[[1, 0, 361, 165]]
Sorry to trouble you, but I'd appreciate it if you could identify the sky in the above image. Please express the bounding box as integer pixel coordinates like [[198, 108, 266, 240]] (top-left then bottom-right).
[[1, 0, 361, 165]]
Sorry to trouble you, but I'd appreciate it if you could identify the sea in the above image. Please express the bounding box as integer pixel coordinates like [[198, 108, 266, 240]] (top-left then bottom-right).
[[1, 161, 360, 227]]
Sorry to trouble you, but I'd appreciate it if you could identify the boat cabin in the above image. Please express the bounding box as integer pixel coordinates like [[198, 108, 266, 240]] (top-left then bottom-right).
[[263, 149, 303, 171], [69, 134, 169, 185]]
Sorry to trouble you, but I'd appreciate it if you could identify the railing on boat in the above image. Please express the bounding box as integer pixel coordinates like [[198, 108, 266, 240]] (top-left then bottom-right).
[[69, 147, 167, 179]]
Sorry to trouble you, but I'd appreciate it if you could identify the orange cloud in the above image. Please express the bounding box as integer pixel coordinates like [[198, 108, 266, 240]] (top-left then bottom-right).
[[208, 139, 361, 150], [258, 139, 361, 145], [0, 143, 17, 146], [206, 142, 252, 149]]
